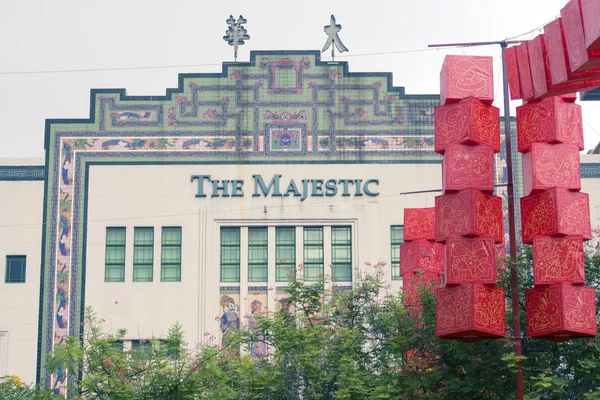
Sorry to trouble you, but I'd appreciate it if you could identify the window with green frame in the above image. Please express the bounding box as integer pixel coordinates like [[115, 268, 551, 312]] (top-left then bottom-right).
[[391, 226, 404, 280], [5, 255, 26, 283], [331, 226, 352, 282], [105, 227, 126, 282], [161, 227, 181, 282], [276, 227, 296, 282], [303, 227, 323, 281], [220, 227, 240, 282], [133, 227, 154, 282], [248, 227, 268, 282]]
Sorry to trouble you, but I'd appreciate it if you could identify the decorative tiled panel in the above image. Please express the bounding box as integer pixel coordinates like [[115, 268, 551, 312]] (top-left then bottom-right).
[[0, 166, 45, 181]]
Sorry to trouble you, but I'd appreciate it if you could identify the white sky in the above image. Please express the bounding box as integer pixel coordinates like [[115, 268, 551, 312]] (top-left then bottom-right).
[[2, 0, 599, 158]]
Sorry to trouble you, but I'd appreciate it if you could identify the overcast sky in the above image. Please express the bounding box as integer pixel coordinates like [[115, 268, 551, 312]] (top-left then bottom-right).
[[2, 0, 598, 158]]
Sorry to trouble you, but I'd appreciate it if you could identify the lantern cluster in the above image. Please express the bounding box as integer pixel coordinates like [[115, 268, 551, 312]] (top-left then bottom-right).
[[400, 207, 444, 309], [434, 55, 506, 341], [518, 95, 597, 341], [506, 0, 600, 102]]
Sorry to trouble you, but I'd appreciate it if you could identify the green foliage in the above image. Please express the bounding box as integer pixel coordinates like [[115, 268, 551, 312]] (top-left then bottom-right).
[[0, 375, 58, 399], [6, 251, 597, 399]]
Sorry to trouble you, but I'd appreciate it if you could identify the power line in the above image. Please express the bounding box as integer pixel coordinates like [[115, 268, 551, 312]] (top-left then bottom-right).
[[0, 46, 478, 76]]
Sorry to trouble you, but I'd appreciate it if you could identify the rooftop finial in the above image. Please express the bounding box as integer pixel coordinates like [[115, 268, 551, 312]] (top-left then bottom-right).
[[223, 15, 250, 62], [322, 15, 348, 62]]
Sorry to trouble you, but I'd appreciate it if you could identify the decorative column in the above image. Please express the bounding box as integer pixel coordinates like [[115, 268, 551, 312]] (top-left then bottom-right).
[[518, 96, 597, 341], [434, 55, 506, 340], [400, 207, 444, 310]]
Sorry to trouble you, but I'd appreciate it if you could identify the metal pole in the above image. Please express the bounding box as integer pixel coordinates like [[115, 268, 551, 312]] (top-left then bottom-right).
[[500, 41, 525, 400], [428, 39, 525, 400]]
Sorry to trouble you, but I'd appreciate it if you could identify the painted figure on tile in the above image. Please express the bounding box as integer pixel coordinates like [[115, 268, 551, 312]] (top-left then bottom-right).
[[220, 295, 240, 347], [249, 300, 267, 359]]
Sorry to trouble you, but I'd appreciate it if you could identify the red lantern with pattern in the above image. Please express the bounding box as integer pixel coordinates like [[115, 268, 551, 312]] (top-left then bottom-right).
[[520, 187, 591, 244], [403, 273, 442, 306], [526, 283, 597, 341], [400, 240, 444, 276], [403, 208, 436, 242], [516, 97, 584, 153], [445, 236, 497, 286], [532, 236, 585, 285], [561, 0, 600, 73], [435, 188, 503, 244], [436, 283, 506, 340], [522, 143, 581, 195], [439, 56, 494, 106], [434, 98, 500, 154], [581, 0, 600, 51], [441, 144, 495, 193]]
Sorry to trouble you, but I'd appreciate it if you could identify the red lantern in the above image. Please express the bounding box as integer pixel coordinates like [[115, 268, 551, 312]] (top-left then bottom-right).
[[516, 96, 584, 153], [527, 34, 600, 99], [544, 19, 600, 85], [561, 0, 600, 73], [441, 144, 495, 193], [581, 0, 600, 51], [445, 236, 497, 286], [526, 283, 597, 341], [532, 236, 585, 285], [436, 283, 506, 340], [434, 98, 500, 154], [439, 56, 494, 106], [516, 42, 535, 100], [403, 207, 436, 242], [400, 240, 444, 276], [522, 143, 581, 195], [435, 188, 503, 243], [520, 187, 591, 244], [505, 46, 522, 100]]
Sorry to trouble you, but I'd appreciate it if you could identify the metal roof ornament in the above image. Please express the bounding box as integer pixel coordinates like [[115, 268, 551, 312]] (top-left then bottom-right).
[[223, 15, 250, 62], [322, 15, 348, 62]]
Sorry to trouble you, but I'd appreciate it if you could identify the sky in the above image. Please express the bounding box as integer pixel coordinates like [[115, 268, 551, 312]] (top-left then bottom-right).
[[2, 0, 599, 158]]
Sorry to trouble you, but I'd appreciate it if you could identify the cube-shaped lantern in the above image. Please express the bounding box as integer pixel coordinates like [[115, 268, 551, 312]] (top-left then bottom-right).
[[440, 55, 494, 106], [526, 283, 597, 341], [516, 42, 535, 100], [522, 143, 581, 195], [442, 144, 495, 193], [403, 208, 435, 241], [521, 187, 592, 244], [445, 236, 497, 286], [436, 283, 506, 340], [403, 273, 441, 306], [516, 96, 584, 153], [434, 98, 500, 154], [581, 0, 600, 51], [544, 19, 600, 86], [400, 239, 444, 276], [533, 236, 585, 285], [506, 46, 522, 100], [435, 188, 503, 244], [527, 34, 600, 98], [561, 0, 600, 73]]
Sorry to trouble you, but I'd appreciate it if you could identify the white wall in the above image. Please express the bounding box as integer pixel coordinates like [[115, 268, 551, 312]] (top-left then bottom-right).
[[0, 158, 44, 383], [84, 162, 441, 347]]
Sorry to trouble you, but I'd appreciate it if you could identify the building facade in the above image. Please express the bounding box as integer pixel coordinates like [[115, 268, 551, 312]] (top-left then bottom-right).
[[1, 50, 599, 388]]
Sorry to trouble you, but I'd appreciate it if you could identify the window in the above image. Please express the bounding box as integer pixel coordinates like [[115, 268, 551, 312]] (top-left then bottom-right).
[[105, 228, 126, 282], [391, 226, 404, 280], [161, 227, 182, 282], [248, 227, 268, 282], [221, 227, 240, 282], [133, 227, 154, 282], [303, 227, 324, 281], [332, 227, 352, 282], [276, 227, 296, 282], [5, 256, 26, 283]]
